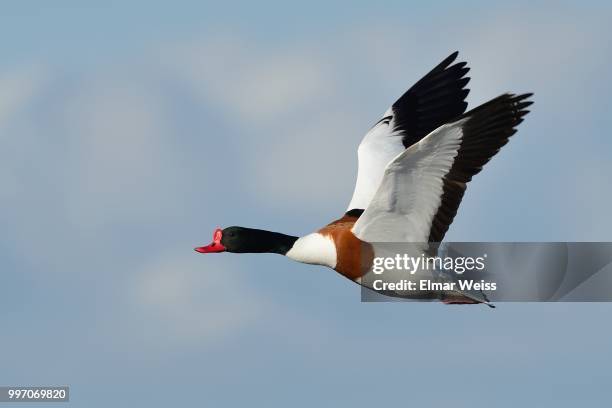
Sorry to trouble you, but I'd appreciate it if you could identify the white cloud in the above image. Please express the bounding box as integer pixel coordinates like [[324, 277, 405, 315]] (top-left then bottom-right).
[[166, 38, 336, 125], [0, 65, 47, 202], [244, 110, 359, 212], [458, 11, 610, 110], [0, 64, 213, 271], [56, 71, 198, 230], [0, 65, 46, 131], [124, 251, 264, 350]]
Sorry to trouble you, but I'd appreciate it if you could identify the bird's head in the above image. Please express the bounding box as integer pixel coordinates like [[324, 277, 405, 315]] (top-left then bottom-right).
[[195, 226, 297, 255]]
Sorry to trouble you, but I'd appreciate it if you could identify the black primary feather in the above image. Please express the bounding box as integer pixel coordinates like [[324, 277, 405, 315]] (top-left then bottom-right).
[[428, 93, 534, 242], [391, 51, 471, 149]]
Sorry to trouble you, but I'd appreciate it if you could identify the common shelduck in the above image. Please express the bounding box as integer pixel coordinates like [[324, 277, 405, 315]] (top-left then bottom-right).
[[196, 51, 532, 306]]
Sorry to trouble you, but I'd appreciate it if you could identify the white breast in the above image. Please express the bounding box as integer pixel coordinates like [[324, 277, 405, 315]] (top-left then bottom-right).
[[285, 233, 337, 269]]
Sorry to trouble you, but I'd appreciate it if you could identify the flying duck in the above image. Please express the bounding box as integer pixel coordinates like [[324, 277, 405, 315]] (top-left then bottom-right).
[[195, 51, 532, 305]]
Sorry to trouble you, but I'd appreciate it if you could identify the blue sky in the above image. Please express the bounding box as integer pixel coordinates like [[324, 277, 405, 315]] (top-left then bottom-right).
[[1, 2, 612, 407]]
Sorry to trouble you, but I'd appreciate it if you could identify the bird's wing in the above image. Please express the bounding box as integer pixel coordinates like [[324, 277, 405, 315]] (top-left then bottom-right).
[[352, 93, 533, 243], [346, 51, 471, 211]]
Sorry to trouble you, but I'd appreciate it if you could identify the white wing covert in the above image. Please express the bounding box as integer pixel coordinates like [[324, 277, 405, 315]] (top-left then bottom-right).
[[352, 93, 533, 243]]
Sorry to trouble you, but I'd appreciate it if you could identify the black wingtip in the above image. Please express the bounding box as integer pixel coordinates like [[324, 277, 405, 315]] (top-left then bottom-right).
[[436, 51, 461, 71], [513, 92, 534, 101], [393, 50, 471, 149]]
